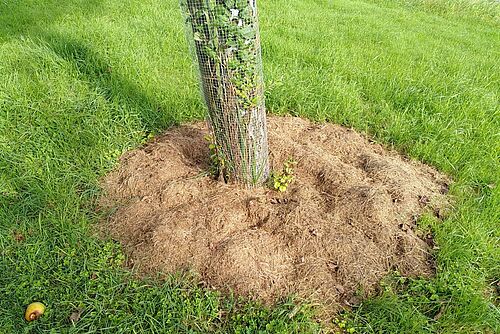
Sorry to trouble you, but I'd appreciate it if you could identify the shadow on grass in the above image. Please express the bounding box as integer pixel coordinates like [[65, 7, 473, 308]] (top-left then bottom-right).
[[1, 0, 177, 129], [41, 32, 181, 133], [2, 0, 197, 133], [0, 0, 101, 40]]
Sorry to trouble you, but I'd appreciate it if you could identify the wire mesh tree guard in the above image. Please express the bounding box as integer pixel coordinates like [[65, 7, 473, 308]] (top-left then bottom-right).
[[180, 0, 270, 186]]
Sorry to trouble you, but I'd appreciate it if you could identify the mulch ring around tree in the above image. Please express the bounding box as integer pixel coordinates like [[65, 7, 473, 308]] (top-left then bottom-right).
[[98, 116, 451, 317]]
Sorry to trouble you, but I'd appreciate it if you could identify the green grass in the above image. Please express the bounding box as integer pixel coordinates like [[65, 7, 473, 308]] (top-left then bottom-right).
[[0, 0, 499, 332]]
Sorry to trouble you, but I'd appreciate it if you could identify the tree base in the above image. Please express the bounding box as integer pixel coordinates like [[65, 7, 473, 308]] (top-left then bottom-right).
[[99, 116, 450, 318]]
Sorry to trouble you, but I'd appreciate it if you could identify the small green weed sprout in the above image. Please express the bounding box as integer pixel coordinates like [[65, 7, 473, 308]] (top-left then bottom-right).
[[204, 135, 227, 181], [271, 158, 297, 192], [140, 131, 155, 145], [333, 313, 357, 334]]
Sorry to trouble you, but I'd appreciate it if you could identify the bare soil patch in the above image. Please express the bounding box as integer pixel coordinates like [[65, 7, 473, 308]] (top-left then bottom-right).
[[99, 116, 450, 313]]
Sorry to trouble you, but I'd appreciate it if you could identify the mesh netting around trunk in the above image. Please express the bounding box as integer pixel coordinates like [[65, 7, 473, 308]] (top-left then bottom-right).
[[181, 0, 269, 186]]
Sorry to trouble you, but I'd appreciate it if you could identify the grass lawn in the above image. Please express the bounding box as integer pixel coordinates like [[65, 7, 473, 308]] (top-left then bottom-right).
[[0, 0, 499, 332]]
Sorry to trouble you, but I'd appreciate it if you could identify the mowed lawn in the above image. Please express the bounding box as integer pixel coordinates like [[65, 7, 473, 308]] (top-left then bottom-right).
[[0, 0, 499, 332]]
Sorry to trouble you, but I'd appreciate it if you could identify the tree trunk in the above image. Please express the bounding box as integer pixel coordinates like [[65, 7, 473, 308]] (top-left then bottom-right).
[[182, 0, 269, 186]]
